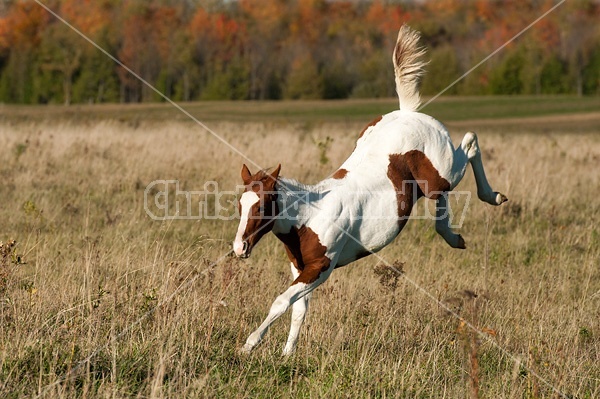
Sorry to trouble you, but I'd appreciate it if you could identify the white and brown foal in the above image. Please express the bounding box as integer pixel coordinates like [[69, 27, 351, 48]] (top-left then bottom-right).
[[233, 25, 507, 356]]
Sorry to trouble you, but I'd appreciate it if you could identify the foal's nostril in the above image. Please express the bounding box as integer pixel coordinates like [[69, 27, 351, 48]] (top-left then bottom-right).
[[242, 241, 249, 253]]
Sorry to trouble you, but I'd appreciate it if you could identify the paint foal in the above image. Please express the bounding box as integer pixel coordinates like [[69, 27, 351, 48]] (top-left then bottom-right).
[[233, 26, 507, 356]]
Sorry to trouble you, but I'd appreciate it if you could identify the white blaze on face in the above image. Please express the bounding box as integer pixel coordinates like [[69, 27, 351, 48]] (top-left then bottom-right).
[[233, 191, 260, 256]]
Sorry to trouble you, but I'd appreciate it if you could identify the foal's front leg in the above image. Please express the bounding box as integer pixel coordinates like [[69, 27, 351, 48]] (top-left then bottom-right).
[[435, 193, 466, 249], [241, 262, 333, 354], [283, 292, 311, 356], [283, 263, 312, 356]]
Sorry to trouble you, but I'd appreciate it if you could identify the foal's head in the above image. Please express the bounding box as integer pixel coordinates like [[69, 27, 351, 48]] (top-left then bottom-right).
[[233, 164, 281, 258]]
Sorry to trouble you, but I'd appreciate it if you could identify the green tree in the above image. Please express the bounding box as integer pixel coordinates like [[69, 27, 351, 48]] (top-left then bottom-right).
[[284, 55, 323, 100], [490, 49, 525, 94], [72, 39, 120, 103], [540, 55, 567, 94], [201, 58, 250, 100], [582, 46, 600, 95], [518, 41, 544, 95], [36, 23, 83, 105], [421, 45, 460, 95], [0, 48, 35, 103], [460, 66, 492, 95], [351, 50, 391, 98], [322, 62, 353, 99]]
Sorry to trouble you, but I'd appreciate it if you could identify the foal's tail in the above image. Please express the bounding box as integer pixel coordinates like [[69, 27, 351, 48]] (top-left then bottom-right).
[[393, 25, 427, 112]]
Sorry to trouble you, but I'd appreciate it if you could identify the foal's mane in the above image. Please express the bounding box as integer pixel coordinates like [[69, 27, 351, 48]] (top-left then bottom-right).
[[276, 177, 311, 194], [277, 176, 339, 197]]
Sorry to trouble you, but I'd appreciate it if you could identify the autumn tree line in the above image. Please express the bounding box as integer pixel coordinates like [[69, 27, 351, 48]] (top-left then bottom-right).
[[0, 0, 598, 105]]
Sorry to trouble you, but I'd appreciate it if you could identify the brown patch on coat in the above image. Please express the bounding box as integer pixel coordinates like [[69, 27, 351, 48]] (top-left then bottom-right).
[[403, 150, 450, 199], [357, 115, 383, 140], [387, 153, 416, 229], [332, 168, 348, 179], [276, 225, 330, 285], [387, 150, 449, 228]]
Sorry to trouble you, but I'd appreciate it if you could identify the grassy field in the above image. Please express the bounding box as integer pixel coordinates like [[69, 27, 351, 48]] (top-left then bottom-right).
[[3, 95, 600, 125], [0, 97, 598, 398]]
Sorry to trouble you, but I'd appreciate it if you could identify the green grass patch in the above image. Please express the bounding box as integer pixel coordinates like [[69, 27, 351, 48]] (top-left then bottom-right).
[[2, 95, 600, 125]]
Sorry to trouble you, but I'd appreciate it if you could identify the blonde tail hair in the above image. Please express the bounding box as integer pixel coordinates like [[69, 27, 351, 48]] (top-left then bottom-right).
[[393, 25, 427, 112]]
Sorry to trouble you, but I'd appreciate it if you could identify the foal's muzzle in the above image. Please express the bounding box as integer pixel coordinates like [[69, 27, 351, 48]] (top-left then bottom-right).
[[234, 240, 251, 258]]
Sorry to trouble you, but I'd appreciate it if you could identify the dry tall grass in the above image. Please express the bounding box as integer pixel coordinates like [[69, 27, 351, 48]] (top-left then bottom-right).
[[0, 113, 598, 398]]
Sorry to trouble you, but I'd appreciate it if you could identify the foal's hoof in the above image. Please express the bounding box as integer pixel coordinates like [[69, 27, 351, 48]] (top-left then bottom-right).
[[282, 345, 296, 357], [495, 192, 508, 205], [456, 235, 466, 249], [238, 343, 254, 355]]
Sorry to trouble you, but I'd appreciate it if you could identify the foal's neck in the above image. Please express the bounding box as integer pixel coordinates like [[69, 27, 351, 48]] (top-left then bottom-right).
[[273, 177, 325, 233]]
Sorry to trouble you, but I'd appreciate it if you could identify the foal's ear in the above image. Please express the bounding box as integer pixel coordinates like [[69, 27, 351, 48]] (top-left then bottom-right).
[[241, 164, 252, 185], [270, 164, 281, 180]]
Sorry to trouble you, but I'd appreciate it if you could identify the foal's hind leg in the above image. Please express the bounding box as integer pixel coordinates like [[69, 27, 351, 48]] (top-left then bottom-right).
[[435, 193, 466, 249], [462, 132, 508, 206], [402, 152, 467, 248]]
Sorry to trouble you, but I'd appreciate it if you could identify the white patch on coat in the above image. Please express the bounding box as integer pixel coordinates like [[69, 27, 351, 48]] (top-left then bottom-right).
[[233, 191, 259, 256]]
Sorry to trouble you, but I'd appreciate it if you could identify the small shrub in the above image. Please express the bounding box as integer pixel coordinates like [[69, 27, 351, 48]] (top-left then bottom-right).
[[373, 261, 403, 292], [0, 239, 23, 294], [13, 140, 29, 161], [22, 200, 42, 219], [312, 136, 333, 165]]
